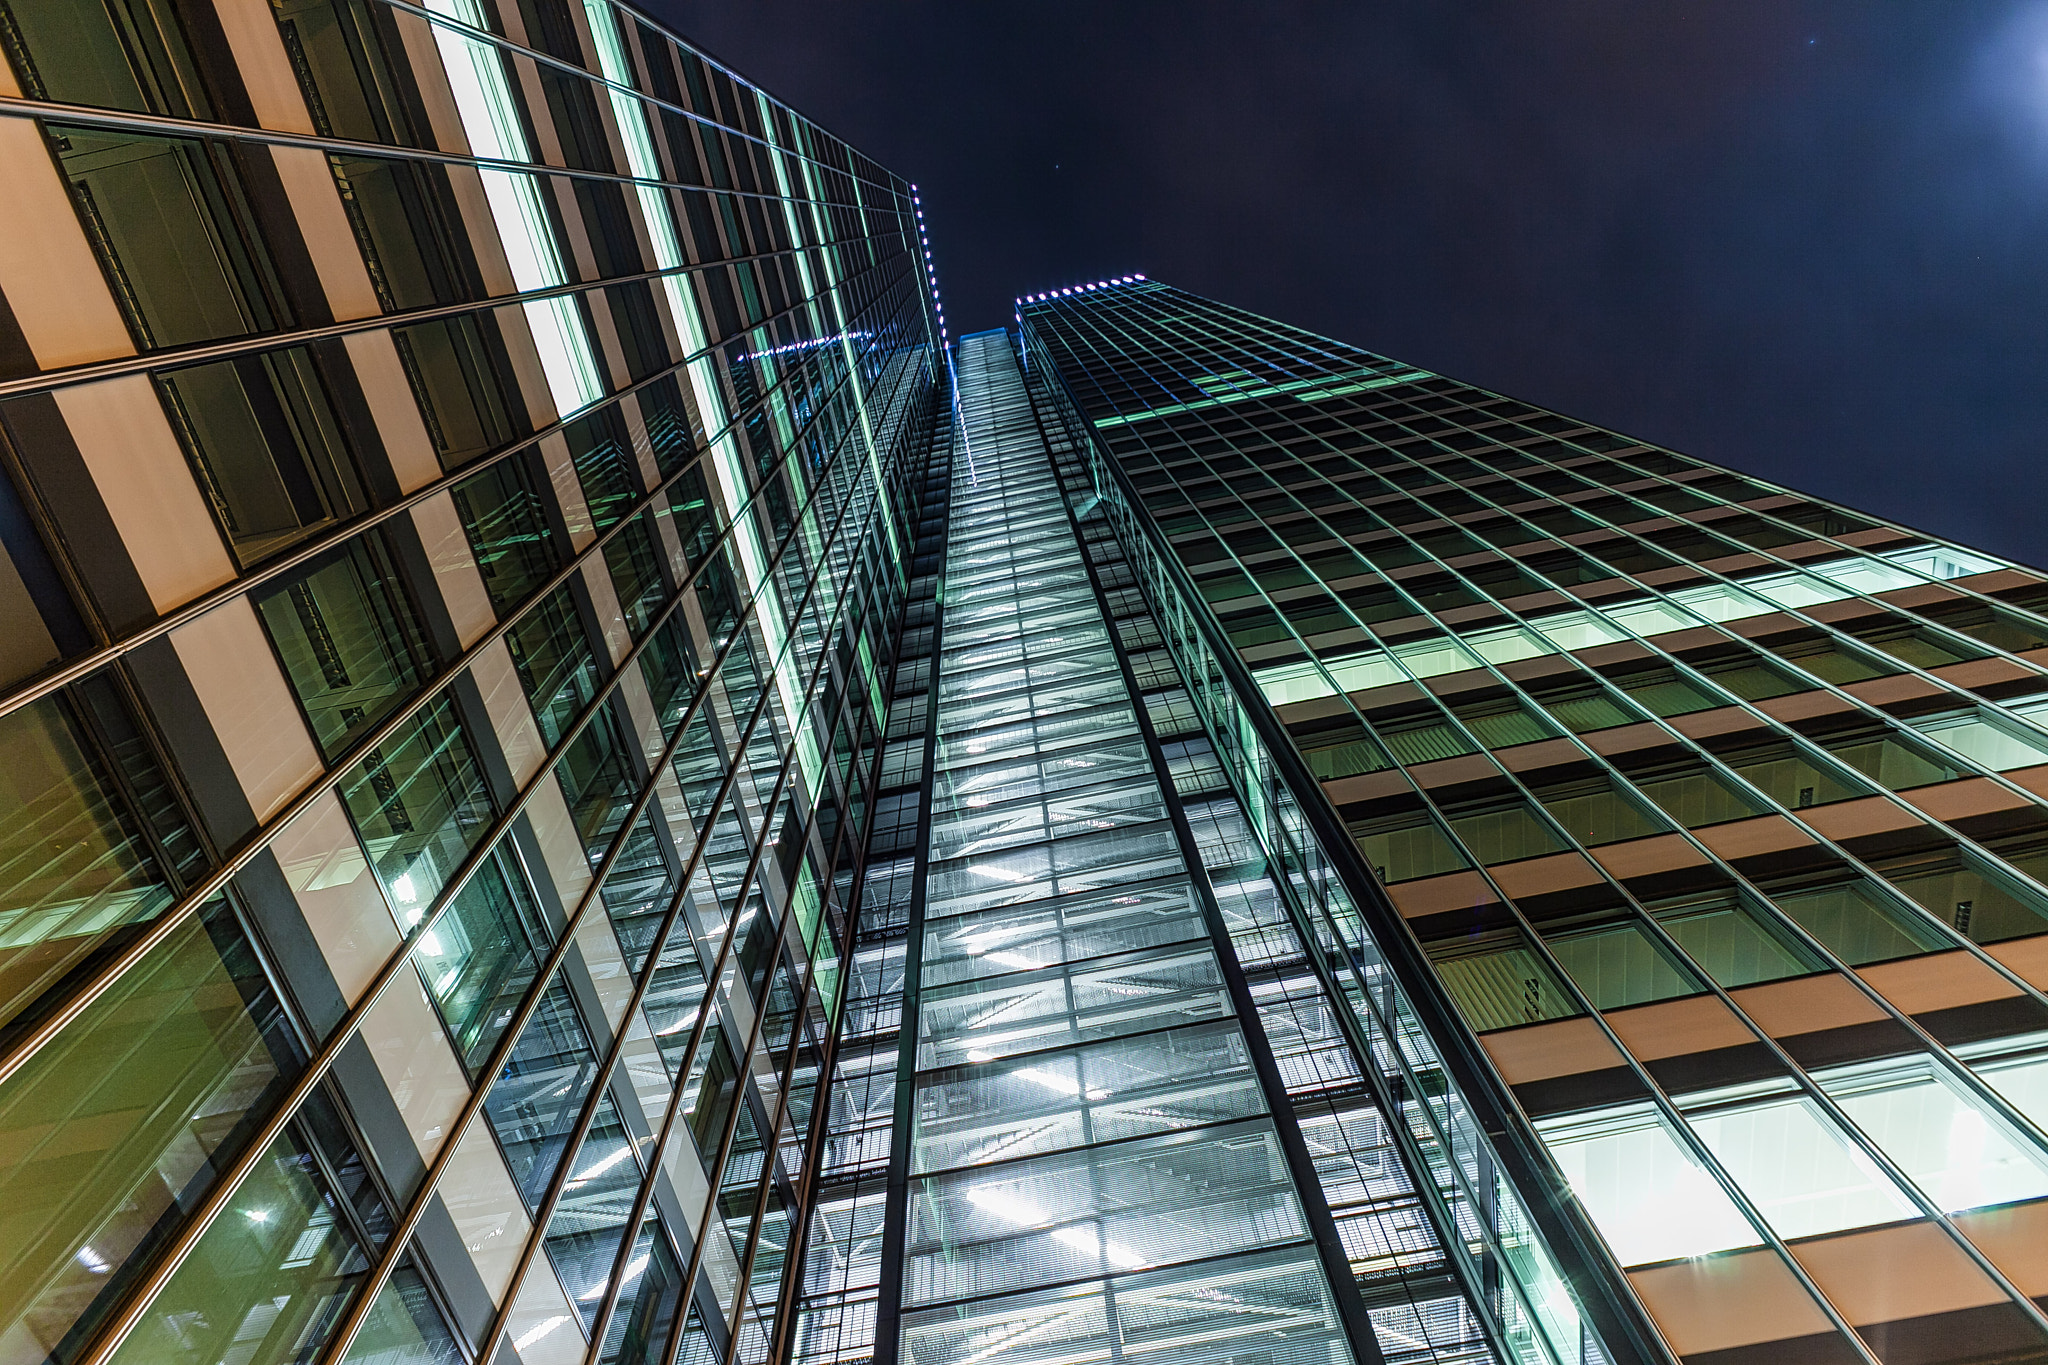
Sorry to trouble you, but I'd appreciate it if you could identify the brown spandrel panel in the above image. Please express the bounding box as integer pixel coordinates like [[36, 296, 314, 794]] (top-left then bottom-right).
[[1587, 831, 1714, 890], [1754, 689, 1859, 724], [1843, 673, 1950, 709], [1928, 656, 2044, 692], [1489, 849, 1607, 904], [1405, 751, 1506, 793], [1788, 1221, 2008, 1327], [1988, 933, 2048, 991], [1605, 994, 1758, 1062], [1386, 868, 1499, 920], [1953, 1198, 2048, 1299], [1479, 1015, 1624, 1085], [1495, 737, 1587, 775], [1694, 813, 1821, 866], [1795, 794, 1928, 846], [1729, 973, 1890, 1038], [1584, 721, 1679, 758], [1626, 1248, 1840, 1358], [1855, 950, 2024, 1017], [1897, 777, 2036, 829], [1672, 705, 1775, 742]]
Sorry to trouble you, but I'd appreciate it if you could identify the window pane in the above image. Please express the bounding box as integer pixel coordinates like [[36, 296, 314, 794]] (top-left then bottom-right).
[[1651, 894, 1824, 988], [413, 842, 548, 1075], [1536, 779, 1668, 846], [506, 587, 599, 750], [2, 0, 210, 117], [337, 696, 494, 917], [160, 349, 365, 567], [1816, 1055, 2048, 1214], [566, 408, 641, 531], [1427, 929, 1581, 1032], [0, 899, 299, 1365], [253, 532, 435, 761], [1536, 1103, 1762, 1267], [1770, 880, 1949, 966], [606, 513, 667, 639], [1447, 799, 1566, 865], [1630, 766, 1768, 829], [1878, 854, 2048, 946], [339, 1260, 464, 1365], [1350, 812, 1469, 883], [53, 125, 284, 347], [105, 1126, 370, 1365], [0, 695, 177, 1038], [1545, 920, 1703, 1010], [330, 156, 468, 309], [1681, 1090, 1916, 1239], [452, 456, 559, 616], [1722, 742, 1868, 811], [270, 0, 418, 144], [599, 1216, 684, 1365], [1911, 711, 2048, 773], [1821, 728, 1960, 791], [393, 314, 520, 470], [485, 982, 600, 1207]]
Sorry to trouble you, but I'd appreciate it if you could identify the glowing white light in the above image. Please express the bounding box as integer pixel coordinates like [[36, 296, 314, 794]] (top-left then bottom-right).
[[393, 873, 418, 904], [569, 1143, 635, 1186], [515, 1316, 571, 1349], [244, 1209, 270, 1224]]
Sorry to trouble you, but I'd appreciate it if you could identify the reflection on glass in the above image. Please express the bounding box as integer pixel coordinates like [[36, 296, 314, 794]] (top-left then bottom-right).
[[104, 1128, 368, 1365], [253, 532, 434, 760], [1, 0, 210, 117], [485, 982, 600, 1208], [52, 125, 285, 348], [160, 349, 364, 567], [412, 842, 548, 1074], [1816, 1055, 2048, 1214], [451, 456, 561, 617], [337, 696, 494, 918], [1536, 1103, 1762, 1267], [1769, 880, 1950, 966], [506, 587, 599, 749], [338, 1260, 464, 1364], [1651, 893, 1824, 988], [1679, 1084, 1916, 1239], [1544, 920, 1703, 1010], [0, 898, 298, 1365], [1427, 929, 1582, 1033], [393, 315, 520, 471]]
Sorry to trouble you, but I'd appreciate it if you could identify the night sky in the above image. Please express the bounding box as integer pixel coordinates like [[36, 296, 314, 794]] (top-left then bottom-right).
[[655, 2, 2048, 568]]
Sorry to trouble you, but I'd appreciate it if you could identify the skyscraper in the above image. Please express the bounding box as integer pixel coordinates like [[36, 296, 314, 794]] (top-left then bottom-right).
[[3, 7, 2048, 1365]]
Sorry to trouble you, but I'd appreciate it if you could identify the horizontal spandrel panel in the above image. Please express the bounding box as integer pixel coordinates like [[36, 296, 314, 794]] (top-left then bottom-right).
[[903, 1119, 1307, 1307], [898, 1245, 1344, 1365], [912, 1021, 1265, 1173], [921, 875, 1209, 987], [917, 943, 1231, 1069]]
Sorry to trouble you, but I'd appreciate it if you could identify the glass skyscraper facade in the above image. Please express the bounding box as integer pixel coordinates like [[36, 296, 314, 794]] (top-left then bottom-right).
[[6, 6, 2048, 1365]]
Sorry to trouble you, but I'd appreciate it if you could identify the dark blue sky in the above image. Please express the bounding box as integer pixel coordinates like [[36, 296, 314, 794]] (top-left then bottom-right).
[[655, 1, 2048, 568]]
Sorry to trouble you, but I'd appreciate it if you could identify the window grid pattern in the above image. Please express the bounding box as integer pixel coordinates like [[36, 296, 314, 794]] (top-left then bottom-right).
[[1021, 280, 2048, 1365]]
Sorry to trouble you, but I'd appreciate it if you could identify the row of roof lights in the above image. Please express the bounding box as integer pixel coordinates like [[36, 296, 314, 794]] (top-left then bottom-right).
[[1018, 276, 1147, 304], [910, 186, 947, 346]]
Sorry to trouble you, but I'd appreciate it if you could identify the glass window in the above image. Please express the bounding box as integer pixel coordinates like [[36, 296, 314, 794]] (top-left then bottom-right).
[[337, 1259, 464, 1365], [0, 896, 301, 1364], [1427, 928, 1582, 1032], [566, 407, 642, 531], [1375, 709, 1474, 765], [392, 314, 521, 471], [1535, 777, 1669, 846], [1819, 727, 1960, 791], [606, 512, 667, 638], [270, 0, 419, 144], [1453, 695, 1556, 748], [1297, 718, 1390, 780], [484, 981, 600, 1208], [337, 695, 494, 919], [252, 532, 436, 761], [505, 587, 598, 750], [557, 707, 636, 856], [413, 841, 548, 1075], [105, 1125, 375, 1365], [1530, 682, 1640, 734], [1609, 665, 1725, 717], [451, 456, 559, 616], [639, 616, 698, 736], [1911, 710, 2048, 773], [1815, 1054, 2048, 1214], [51, 124, 286, 348], [1536, 1102, 1762, 1267], [1651, 892, 1825, 988], [0, 694, 179, 1039], [1446, 798, 1567, 865], [1695, 653, 1805, 702], [330, 155, 470, 310], [1843, 621, 1988, 670], [1677, 1083, 1918, 1240], [666, 463, 718, 570], [1722, 741, 1869, 811], [159, 348, 365, 567], [1763, 636, 1895, 686], [1769, 879, 1950, 966], [1544, 919, 1704, 1010], [1, 0, 210, 116], [1628, 764, 1768, 829], [1875, 852, 2048, 946], [1350, 810, 1468, 883], [545, 1094, 644, 1327]]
